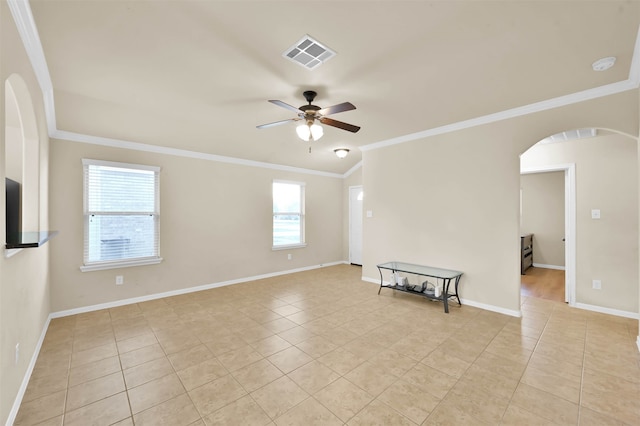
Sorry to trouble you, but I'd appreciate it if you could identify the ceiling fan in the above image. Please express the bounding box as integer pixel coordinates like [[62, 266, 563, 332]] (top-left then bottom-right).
[[256, 90, 360, 142]]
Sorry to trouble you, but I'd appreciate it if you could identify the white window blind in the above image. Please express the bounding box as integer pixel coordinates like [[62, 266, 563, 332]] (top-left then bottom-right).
[[82, 159, 161, 271], [273, 180, 305, 249]]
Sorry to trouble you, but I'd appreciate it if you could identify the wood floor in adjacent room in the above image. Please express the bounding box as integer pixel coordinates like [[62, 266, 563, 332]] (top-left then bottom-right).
[[521, 266, 566, 303], [14, 265, 640, 425]]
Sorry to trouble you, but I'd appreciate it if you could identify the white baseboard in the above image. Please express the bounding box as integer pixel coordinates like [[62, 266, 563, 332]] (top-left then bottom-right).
[[532, 263, 565, 271], [362, 276, 521, 317], [573, 302, 640, 320], [459, 298, 522, 317], [637, 335, 640, 353], [6, 315, 51, 426], [51, 261, 347, 318]]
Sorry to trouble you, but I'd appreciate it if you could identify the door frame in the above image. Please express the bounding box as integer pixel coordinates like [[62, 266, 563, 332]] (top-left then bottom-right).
[[348, 185, 363, 265], [521, 163, 576, 305]]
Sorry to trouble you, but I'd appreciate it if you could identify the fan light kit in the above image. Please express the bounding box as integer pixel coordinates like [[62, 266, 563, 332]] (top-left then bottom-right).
[[257, 90, 360, 143], [334, 148, 349, 158]]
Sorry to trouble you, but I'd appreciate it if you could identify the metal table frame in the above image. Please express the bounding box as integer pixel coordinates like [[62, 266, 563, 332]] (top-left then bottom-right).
[[377, 261, 463, 313]]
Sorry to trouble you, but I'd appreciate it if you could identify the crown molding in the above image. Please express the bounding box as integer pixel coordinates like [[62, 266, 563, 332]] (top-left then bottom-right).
[[52, 130, 344, 178]]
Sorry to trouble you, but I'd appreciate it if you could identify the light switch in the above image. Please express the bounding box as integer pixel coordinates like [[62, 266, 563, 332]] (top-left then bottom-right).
[[591, 209, 601, 219], [366, 210, 373, 218]]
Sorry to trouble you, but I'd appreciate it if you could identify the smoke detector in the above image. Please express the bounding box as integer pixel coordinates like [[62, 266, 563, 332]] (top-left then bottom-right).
[[592, 57, 616, 71], [283, 35, 336, 70]]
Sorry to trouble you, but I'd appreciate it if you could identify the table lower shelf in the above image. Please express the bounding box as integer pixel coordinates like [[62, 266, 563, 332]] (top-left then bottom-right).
[[380, 284, 457, 302]]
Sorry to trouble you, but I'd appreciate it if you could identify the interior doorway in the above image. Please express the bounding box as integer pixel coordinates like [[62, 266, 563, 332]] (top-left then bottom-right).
[[348, 186, 363, 265], [520, 164, 576, 305]]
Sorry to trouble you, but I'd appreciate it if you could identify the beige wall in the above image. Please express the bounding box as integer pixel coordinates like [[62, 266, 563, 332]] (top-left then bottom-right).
[[1, 3, 52, 424], [520, 171, 565, 267], [361, 91, 639, 315], [521, 134, 639, 313], [49, 140, 344, 312]]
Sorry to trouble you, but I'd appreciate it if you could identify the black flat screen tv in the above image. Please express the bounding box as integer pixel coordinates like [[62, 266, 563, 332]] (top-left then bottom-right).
[[6, 178, 21, 243]]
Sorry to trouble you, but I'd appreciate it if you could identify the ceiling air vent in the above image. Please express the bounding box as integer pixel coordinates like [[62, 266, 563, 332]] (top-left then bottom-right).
[[283, 35, 336, 70]]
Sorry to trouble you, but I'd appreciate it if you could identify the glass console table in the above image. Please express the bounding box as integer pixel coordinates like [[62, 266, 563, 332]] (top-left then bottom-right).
[[377, 261, 463, 313]]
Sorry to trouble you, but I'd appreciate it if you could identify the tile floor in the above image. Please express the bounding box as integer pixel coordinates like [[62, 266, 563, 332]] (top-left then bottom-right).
[[14, 265, 640, 425]]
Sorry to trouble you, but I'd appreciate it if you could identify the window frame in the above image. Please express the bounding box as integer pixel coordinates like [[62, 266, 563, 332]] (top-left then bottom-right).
[[272, 180, 306, 250], [80, 159, 162, 272]]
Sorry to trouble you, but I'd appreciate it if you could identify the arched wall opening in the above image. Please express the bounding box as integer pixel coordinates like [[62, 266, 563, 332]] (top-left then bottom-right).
[[520, 127, 639, 316], [4, 73, 40, 240]]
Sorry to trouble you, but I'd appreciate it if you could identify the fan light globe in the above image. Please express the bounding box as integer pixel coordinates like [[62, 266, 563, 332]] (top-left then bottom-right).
[[296, 122, 323, 141], [334, 148, 349, 158]]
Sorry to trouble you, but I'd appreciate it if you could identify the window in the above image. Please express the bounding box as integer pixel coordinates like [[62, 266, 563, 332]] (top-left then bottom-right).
[[273, 180, 305, 249], [81, 159, 161, 271]]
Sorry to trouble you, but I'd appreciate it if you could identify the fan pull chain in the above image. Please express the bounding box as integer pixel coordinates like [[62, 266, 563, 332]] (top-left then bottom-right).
[[309, 145, 312, 154]]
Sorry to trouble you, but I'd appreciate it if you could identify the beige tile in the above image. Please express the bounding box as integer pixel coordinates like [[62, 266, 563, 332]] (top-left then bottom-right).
[[277, 326, 316, 345], [580, 368, 640, 425], [263, 317, 298, 333], [344, 361, 398, 397], [217, 344, 264, 371], [423, 400, 490, 425], [501, 405, 555, 425], [274, 397, 342, 426], [314, 378, 373, 422], [133, 393, 200, 426], [188, 374, 247, 416], [317, 348, 366, 376], [521, 364, 581, 403], [378, 378, 439, 424], [250, 376, 309, 419], [251, 334, 292, 357], [117, 331, 158, 354], [14, 390, 66, 426], [177, 357, 228, 391], [123, 356, 174, 388], [21, 369, 68, 403], [420, 347, 471, 379], [31, 415, 63, 426], [168, 344, 214, 371], [578, 406, 631, 426], [231, 358, 283, 392], [66, 371, 126, 411], [155, 327, 202, 355], [368, 348, 418, 377], [267, 346, 313, 373], [347, 399, 415, 426], [71, 341, 118, 367], [119, 343, 166, 370], [128, 373, 186, 414], [63, 391, 131, 426], [288, 360, 340, 394], [443, 381, 511, 424], [68, 355, 121, 387], [458, 364, 519, 400], [238, 324, 276, 344], [72, 331, 116, 353], [510, 383, 579, 425], [271, 304, 302, 317], [202, 395, 271, 426], [401, 363, 457, 400], [111, 418, 134, 426], [204, 333, 248, 356], [471, 350, 528, 381], [342, 338, 387, 361], [295, 335, 337, 358]]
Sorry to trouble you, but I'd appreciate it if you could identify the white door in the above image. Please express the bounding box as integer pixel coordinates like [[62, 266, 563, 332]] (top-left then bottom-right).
[[349, 186, 364, 265]]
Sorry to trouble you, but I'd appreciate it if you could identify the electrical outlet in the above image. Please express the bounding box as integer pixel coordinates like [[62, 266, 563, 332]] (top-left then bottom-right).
[[287, 254, 292, 260], [116, 275, 124, 285], [15, 343, 19, 365], [592, 279, 602, 290]]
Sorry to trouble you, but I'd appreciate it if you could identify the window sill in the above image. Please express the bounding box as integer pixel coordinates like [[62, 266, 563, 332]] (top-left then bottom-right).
[[272, 243, 307, 251], [80, 257, 163, 272]]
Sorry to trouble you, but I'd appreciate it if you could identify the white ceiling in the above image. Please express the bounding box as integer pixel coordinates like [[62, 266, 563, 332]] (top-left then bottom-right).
[[23, 0, 640, 174]]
